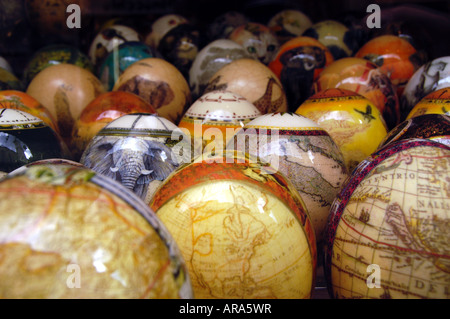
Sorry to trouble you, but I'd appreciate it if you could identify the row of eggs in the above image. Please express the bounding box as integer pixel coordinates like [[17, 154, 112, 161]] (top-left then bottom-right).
[[0, 7, 449, 299]]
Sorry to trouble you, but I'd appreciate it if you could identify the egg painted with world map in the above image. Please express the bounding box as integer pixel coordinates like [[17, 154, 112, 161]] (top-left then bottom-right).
[[228, 112, 348, 242], [324, 138, 450, 299], [150, 150, 317, 299], [0, 162, 192, 298]]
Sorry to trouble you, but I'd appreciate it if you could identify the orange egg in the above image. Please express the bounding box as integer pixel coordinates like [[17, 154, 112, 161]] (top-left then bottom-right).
[[204, 58, 288, 114], [71, 91, 158, 160], [313, 57, 400, 129], [113, 58, 191, 124], [406, 87, 450, 119], [26, 63, 105, 145]]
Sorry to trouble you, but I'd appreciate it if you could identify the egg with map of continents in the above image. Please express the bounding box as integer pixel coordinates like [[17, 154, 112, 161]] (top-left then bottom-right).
[[400, 56, 450, 120], [228, 112, 348, 242], [296, 88, 388, 172], [379, 113, 450, 148], [71, 91, 157, 161], [0, 162, 193, 298], [0, 108, 69, 173], [189, 39, 252, 100], [406, 87, 450, 119], [113, 58, 191, 125], [324, 138, 450, 299], [81, 113, 193, 204], [150, 150, 317, 299], [178, 90, 261, 153], [26, 63, 105, 148], [204, 58, 288, 114]]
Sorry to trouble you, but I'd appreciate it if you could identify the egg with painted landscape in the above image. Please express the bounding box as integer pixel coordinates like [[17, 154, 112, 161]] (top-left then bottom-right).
[[229, 112, 348, 242], [313, 57, 400, 130], [189, 39, 252, 100], [71, 91, 157, 161], [324, 138, 450, 299], [0, 108, 69, 173], [113, 58, 191, 124], [81, 113, 193, 204], [204, 58, 288, 114], [296, 88, 388, 172], [0, 161, 192, 298], [150, 150, 317, 299], [178, 90, 261, 152]]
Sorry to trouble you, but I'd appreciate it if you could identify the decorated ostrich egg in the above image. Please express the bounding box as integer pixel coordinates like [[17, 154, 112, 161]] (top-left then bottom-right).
[[81, 113, 193, 204], [0, 90, 58, 134], [23, 44, 94, 85], [354, 35, 424, 96], [150, 150, 317, 299], [268, 36, 334, 112], [379, 114, 450, 148], [189, 39, 252, 100], [207, 11, 249, 41], [324, 139, 450, 299], [267, 9, 313, 45], [71, 91, 157, 161], [145, 14, 188, 49], [0, 68, 23, 91], [113, 58, 191, 124], [296, 88, 388, 172], [302, 20, 357, 60], [178, 90, 261, 153], [229, 112, 348, 242], [228, 22, 279, 65], [26, 63, 105, 144], [406, 87, 450, 119], [98, 41, 157, 91], [0, 162, 193, 298], [400, 56, 450, 120], [0, 109, 69, 173], [313, 57, 400, 130], [204, 58, 288, 114], [88, 24, 140, 69]]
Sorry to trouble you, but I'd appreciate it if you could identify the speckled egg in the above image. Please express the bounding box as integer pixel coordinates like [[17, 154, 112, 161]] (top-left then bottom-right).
[[189, 39, 252, 100], [228, 112, 348, 242], [0, 90, 58, 134], [267, 9, 313, 45], [302, 20, 358, 60], [401, 56, 450, 119], [113, 58, 191, 124], [313, 57, 400, 130], [0, 108, 69, 172], [355, 35, 425, 96], [268, 36, 334, 111], [204, 58, 288, 114], [406, 87, 450, 119], [178, 90, 261, 152], [207, 11, 249, 41], [228, 22, 279, 65], [71, 91, 157, 161], [81, 113, 193, 204], [89, 24, 141, 69], [296, 88, 388, 172], [149, 150, 316, 299], [98, 41, 157, 91], [379, 113, 450, 148], [23, 44, 94, 86], [145, 14, 188, 49], [26, 63, 105, 146], [0, 161, 192, 298], [0, 68, 23, 91]]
